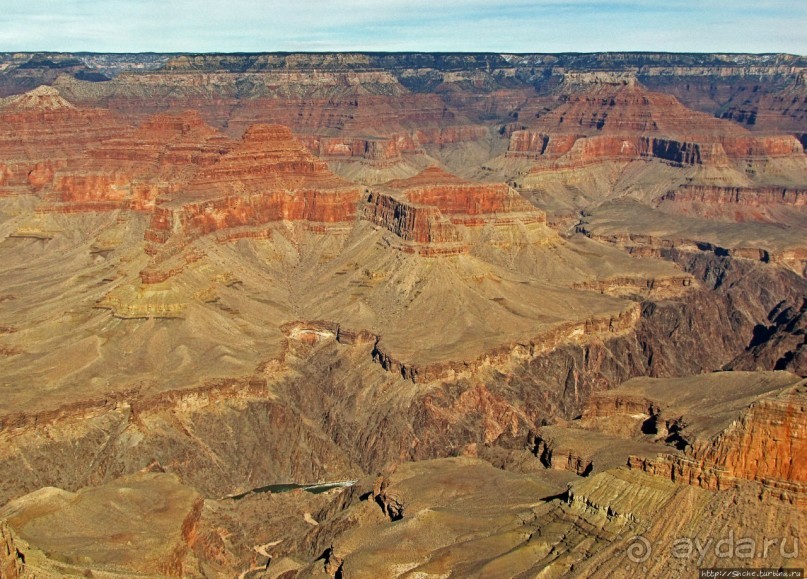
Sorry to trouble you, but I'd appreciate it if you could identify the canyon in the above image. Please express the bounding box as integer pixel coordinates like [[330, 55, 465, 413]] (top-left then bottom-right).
[[0, 51, 805, 578]]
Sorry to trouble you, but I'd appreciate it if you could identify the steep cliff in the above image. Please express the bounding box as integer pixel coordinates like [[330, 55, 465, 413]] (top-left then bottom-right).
[[505, 81, 805, 169], [0, 522, 25, 579], [142, 124, 362, 252], [0, 51, 806, 578], [578, 372, 807, 507], [45, 110, 233, 212], [0, 86, 127, 195], [662, 184, 807, 206]]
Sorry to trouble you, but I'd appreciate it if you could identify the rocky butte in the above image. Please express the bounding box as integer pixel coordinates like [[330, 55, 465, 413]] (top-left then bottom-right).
[[0, 51, 804, 578]]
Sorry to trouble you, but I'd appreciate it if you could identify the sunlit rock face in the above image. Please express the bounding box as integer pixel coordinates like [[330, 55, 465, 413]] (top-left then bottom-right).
[[0, 51, 805, 577]]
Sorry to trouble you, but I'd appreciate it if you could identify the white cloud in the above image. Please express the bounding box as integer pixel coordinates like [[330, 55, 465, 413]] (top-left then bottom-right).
[[0, 0, 804, 53]]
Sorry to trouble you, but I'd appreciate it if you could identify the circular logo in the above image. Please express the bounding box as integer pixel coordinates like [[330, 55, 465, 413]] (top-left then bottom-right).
[[626, 535, 652, 563]]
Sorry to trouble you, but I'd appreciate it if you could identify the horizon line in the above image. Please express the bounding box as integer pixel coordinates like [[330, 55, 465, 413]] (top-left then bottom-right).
[[4, 50, 806, 57]]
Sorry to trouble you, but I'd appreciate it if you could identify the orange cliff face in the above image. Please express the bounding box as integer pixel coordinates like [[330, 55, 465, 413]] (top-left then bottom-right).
[[0, 86, 128, 195], [579, 374, 806, 506], [361, 166, 546, 255], [384, 166, 543, 223], [612, 379, 807, 505], [629, 385, 807, 506], [701, 387, 807, 485], [506, 80, 805, 168], [48, 110, 235, 212], [143, 124, 364, 248]]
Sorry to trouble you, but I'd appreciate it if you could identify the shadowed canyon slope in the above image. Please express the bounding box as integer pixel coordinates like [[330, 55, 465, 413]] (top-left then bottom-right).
[[0, 51, 805, 578]]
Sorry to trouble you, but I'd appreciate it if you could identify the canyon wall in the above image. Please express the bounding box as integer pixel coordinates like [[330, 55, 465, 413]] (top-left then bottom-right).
[[508, 131, 803, 167], [661, 185, 807, 206]]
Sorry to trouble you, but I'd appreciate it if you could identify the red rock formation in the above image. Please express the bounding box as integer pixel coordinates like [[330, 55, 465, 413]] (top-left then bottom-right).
[[383, 166, 544, 225], [181, 124, 355, 196], [143, 124, 363, 255], [534, 81, 733, 136], [693, 386, 807, 484], [47, 110, 233, 212], [301, 135, 405, 166], [361, 190, 464, 247], [360, 167, 545, 254], [519, 133, 803, 168], [507, 131, 577, 159], [642, 136, 730, 165], [0, 86, 127, 195], [719, 134, 805, 158], [662, 185, 807, 206], [507, 81, 805, 167], [625, 382, 807, 506], [174, 188, 360, 237]]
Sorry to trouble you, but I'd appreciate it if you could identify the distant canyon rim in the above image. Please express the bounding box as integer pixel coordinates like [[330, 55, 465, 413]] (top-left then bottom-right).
[[0, 51, 804, 578]]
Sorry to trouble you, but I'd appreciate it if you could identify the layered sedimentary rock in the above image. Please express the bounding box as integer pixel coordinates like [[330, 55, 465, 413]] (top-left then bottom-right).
[[0, 84, 76, 111], [144, 124, 362, 249], [574, 195, 807, 277], [360, 166, 546, 255], [0, 86, 127, 195], [662, 184, 807, 206], [657, 184, 807, 226], [1, 52, 806, 578], [362, 190, 463, 251], [720, 72, 807, 132], [530, 77, 731, 134], [43, 110, 234, 212], [299, 125, 490, 169], [627, 384, 806, 498], [579, 372, 807, 505], [505, 79, 805, 170], [371, 303, 642, 383], [512, 133, 741, 166], [384, 166, 541, 222]]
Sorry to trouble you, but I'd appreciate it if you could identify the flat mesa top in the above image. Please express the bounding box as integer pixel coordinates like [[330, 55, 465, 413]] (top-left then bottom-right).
[[608, 371, 804, 439]]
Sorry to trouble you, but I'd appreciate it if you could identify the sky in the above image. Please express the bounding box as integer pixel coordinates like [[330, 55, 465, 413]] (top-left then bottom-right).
[[1, 0, 805, 54]]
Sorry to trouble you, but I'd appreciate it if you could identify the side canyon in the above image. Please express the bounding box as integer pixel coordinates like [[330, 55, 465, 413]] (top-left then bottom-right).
[[0, 51, 804, 578]]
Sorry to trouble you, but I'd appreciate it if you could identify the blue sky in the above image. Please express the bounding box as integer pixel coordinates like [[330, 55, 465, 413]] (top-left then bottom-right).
[[1, 0, 805, 54]]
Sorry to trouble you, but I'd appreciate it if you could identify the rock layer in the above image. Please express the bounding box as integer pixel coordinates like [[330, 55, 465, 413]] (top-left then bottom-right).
[[0, 52, 806, 578]]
